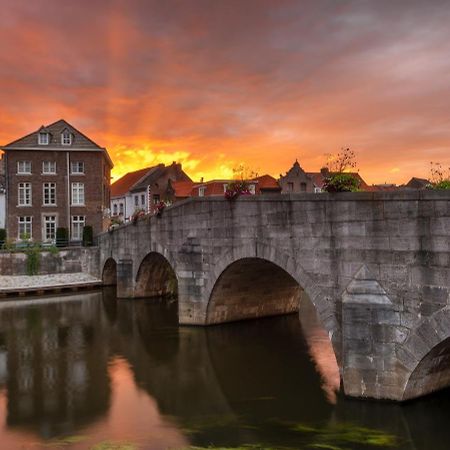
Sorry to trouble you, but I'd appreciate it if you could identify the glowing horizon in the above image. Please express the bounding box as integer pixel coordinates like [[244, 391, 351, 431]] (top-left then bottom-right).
[[1, 0, 450, 186]]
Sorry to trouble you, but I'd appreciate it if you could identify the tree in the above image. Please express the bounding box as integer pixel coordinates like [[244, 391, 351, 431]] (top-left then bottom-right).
[[429, 162, 450, 190], [325, 147, 357, 173], [232, 164, 259, 182], [323, 148, 361, 193]]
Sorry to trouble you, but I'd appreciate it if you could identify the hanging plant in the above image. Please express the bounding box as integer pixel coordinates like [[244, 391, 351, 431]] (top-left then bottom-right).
[[131, 208, 146, 225], [154, 200, 172, 217]]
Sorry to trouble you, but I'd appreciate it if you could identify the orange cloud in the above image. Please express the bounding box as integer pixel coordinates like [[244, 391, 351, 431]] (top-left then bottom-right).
[[1, 0, 450, 186]]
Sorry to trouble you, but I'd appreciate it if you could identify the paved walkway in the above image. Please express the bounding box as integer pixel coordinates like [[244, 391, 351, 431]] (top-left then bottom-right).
[[0, 273, 101, 291]]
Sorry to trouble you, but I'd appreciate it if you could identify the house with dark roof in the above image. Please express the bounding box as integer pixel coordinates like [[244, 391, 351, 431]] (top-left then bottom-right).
[[402, 177, 430, 190], [110, 162, 191, 220], [0, 119, 113, 242]]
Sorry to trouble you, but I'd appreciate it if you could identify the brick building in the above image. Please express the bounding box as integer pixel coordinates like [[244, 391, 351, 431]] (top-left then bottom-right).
[[110, 162, 191, 220], [1, 119, 113, 242]]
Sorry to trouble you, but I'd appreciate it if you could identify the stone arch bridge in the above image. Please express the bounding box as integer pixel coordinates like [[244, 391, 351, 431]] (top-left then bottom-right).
[[97, 191, 450, 402]]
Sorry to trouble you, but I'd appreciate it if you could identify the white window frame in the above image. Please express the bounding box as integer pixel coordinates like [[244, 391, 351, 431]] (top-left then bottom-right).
[[38, 133, 49, 145], [61, 131, 72, 146], [113, 204, 118, 215], [17, 161, 32, 174], [248, 184, 256, 195], [43, 182, 56, 206], [18, 217, 32, 240], [119, 203, 124, 215], [71, 215, 85, 241], [71, 182, 85, 206], [42, 161, 56, 174], [70, 162, 85, 174], [198, 187, 206, 197], [43, 215, 57, 242], [223, 184, 228, 193], [134, 195, 139, 207], [314, 187, 322, 193], [18, 182, 32, 206]]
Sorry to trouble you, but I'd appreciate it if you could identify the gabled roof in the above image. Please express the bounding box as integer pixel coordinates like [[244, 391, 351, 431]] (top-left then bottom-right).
[[130, 164, 167, 192], [1, 119, 113, 167], [111, 166, 160, 197], [405, 177, 430, 189]]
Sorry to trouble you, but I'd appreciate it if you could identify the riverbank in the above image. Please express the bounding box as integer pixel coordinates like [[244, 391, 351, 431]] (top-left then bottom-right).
[[0, 272, 102, 297]]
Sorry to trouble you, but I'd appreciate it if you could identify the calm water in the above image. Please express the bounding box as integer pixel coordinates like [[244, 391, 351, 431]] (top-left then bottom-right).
[[0, 289, 448, 450]]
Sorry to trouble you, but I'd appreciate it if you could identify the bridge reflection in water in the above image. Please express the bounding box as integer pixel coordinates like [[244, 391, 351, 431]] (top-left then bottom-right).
[[0, 290, 448, 449]]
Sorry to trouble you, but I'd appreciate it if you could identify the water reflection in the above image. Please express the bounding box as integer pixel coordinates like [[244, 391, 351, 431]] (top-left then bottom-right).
[[0, 290, 448, 449]]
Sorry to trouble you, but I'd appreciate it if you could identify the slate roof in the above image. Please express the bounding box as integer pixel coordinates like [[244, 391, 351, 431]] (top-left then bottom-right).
[[131, 164, 168, 192], [1, 119, 113, 167], [404, 177, 430, 189]]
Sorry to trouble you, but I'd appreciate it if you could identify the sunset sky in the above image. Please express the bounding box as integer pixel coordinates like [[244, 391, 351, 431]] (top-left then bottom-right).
[[1, 0, 450, 184]]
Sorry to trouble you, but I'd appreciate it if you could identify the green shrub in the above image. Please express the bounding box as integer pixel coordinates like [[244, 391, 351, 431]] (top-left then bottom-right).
[[82, 225, 93, 247], [25, 244, 40, 275], [432, 180, 450, 190], [0, 229, 5, 247], [56, 227, 69, 248], [323, 173, 361, 193]]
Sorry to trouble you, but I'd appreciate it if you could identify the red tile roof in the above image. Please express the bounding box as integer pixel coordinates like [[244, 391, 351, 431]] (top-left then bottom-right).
[[190, 175, 280, 197], [254, 174, 281, 191], [111, 167, 153, 197], [172, 180, 197, 198]]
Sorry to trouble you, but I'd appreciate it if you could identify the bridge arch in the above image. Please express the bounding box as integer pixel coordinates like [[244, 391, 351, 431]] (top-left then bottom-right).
[[134, 252, 178, 298], [102, 258, 117, 286], [206, 257, 301, 324], [401, 308, 450, 400], [204, 242, 336, 334]]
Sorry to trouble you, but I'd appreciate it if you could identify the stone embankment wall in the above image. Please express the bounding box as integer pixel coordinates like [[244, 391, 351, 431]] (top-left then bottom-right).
[[0, 247, 100, 277]]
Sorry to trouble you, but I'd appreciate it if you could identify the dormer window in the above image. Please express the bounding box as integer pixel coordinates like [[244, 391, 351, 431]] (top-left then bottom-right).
[[38, 132, 49, 145], [61, 130, 72, 146]]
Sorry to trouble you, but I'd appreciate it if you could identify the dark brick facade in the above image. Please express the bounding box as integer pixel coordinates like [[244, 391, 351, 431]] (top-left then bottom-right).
[[2, 120, 112, 242]]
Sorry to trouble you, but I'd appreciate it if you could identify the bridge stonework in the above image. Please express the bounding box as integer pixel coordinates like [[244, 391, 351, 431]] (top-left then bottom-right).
[[98, 191, 450, 402]]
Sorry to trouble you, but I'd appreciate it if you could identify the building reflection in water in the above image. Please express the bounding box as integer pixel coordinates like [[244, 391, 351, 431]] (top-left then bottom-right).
[[0, 293, 111, 437], [0, 290, 450, 449]]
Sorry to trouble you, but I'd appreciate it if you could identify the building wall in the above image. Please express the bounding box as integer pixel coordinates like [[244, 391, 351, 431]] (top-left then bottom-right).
[[0, 192, 5, 229], [279, 161, 316, 193], [5, 150, 110, 241]]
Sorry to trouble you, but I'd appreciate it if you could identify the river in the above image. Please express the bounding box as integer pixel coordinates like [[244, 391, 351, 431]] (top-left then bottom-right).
[[0, 288, 448, 449]]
